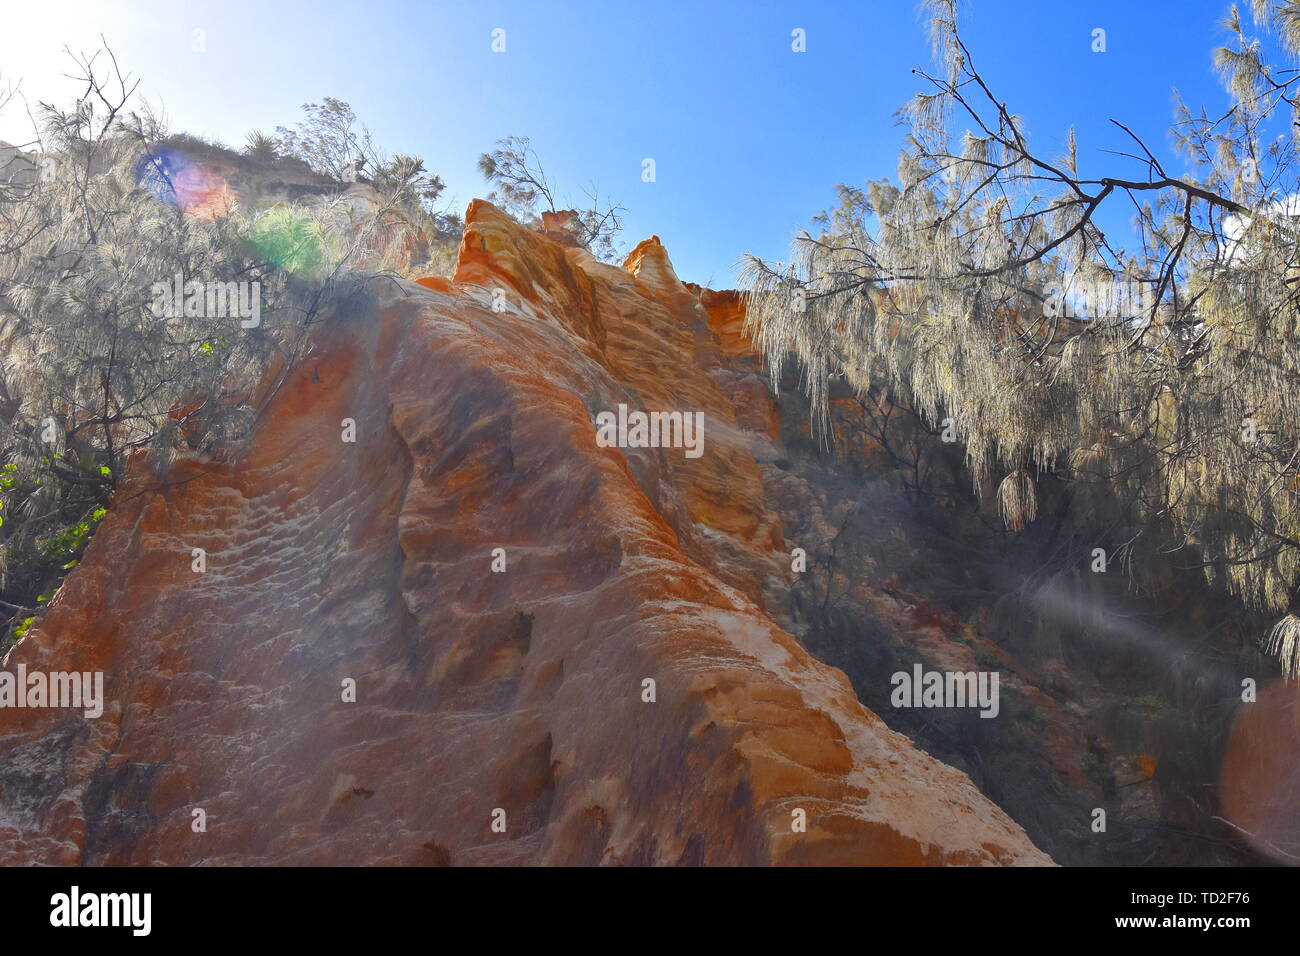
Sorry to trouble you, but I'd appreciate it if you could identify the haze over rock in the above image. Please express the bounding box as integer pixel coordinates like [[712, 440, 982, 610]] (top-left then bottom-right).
[[0, 199, 1051, 866]]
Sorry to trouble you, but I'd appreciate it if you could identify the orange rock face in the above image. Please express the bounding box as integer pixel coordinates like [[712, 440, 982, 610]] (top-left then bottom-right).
[[0, 201, 1051, 866], [1220, 682, 1300, 863]]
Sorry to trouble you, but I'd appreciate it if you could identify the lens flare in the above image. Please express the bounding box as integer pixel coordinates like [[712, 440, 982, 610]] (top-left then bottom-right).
[[246, 206, 326, 275], [134, 148, 232, 219]]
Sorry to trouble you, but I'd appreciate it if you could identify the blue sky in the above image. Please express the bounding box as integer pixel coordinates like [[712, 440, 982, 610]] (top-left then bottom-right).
[[0, 0, 1258, 284]]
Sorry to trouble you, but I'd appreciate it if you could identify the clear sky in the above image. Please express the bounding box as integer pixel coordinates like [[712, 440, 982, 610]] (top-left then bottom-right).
[[0, 0, 1256, 285]]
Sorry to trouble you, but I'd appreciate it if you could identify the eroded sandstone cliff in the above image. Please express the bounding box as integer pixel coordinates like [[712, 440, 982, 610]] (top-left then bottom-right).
[[0, 200, 1051, 865]]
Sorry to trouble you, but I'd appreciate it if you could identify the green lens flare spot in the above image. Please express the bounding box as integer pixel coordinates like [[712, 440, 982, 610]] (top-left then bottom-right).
[[247, 206, 326, 275]]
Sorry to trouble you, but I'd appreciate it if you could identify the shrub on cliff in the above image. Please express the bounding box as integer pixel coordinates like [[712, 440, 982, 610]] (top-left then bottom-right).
[[478, 135, 627, 262], [273, 98, 463, 274]]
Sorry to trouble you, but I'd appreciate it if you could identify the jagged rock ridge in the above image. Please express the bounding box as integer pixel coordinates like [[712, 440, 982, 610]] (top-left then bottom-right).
[[0, 200, 1050, 866]]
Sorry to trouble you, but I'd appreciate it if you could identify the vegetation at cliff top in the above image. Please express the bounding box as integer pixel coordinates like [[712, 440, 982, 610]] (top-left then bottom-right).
[[478, 134, 628, 262], [0, 47, 463, 649]]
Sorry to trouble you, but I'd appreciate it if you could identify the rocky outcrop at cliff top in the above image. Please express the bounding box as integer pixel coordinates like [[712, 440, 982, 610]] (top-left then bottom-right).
[[0, 200, 1051, 865]]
